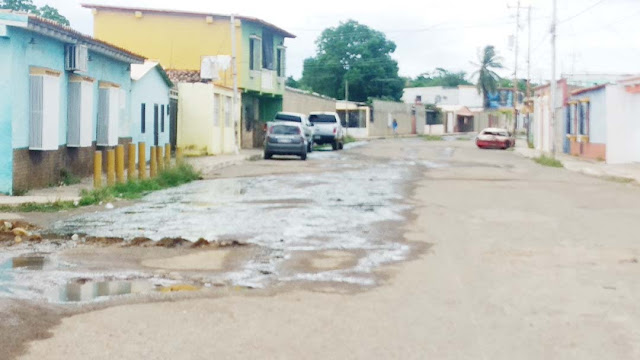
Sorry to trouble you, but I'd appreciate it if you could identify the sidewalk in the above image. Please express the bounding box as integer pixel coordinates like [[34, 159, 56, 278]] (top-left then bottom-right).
[[0, 150, 263, 206], [514, 141, 640, 183]]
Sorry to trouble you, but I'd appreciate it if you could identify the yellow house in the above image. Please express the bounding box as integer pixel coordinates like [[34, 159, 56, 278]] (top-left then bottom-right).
[[83, 4, 296, 149]]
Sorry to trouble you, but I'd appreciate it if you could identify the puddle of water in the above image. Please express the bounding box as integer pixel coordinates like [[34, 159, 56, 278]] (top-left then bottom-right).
[[48, 280, 157, 303], [50, 159, 414, 290], [11, 256, 46, 270]]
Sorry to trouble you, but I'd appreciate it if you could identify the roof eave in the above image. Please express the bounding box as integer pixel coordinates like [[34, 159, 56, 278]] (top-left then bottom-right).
[[24, 17, 144, 64]]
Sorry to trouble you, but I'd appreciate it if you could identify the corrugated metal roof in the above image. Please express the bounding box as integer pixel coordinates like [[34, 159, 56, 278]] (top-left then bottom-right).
[[81, 4, 296, 38]]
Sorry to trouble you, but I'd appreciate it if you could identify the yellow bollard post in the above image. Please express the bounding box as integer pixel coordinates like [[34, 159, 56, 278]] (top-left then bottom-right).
[[128, 143, 136, 181], [106, 149, 116, 186], [157, 146, 164, 172], [93, 151, 102, 188], [138, 142, 146, 180], [150, 146, 157, 178], [165, 143, 171, 168], [176, 147, 183, 165], [116, 145, 125, 184]]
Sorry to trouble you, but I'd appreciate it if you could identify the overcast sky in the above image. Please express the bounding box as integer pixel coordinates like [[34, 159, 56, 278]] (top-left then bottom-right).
[[38, 0, 640, 82]]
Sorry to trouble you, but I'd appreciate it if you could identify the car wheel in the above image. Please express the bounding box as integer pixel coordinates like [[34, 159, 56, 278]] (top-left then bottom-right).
[[300, 151, 307, 161], [308, 141, 313, 153], [338, 141, 344, 150], [504, 141, 510, 150], [264, 151, 272, 160], [332, 141, 338, 151]]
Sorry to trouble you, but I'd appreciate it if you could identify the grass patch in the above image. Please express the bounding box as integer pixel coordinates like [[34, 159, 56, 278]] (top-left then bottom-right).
[[343, 135, 357, 144], [456, 136, 471, 141], [79, 164, 201, 206], [0, 200, 77, 213], [533, 155, 564, 168], [422, 135, 443, 141], [60, 169, 81, 186], [602, 176, 635, 184]]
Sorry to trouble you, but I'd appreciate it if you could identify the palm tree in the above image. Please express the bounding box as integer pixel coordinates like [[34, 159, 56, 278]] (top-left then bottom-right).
[[472, 45, 503, 108]]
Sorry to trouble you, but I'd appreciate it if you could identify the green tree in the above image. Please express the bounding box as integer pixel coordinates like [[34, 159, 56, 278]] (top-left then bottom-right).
[[499, 78, 527, 92], [0, 0, 38, 13], [472, 45, 503, 108], [406, 68, 472, 88], [285, 76, 301, 89], [38, 5, 70, 26], [0, 0, 70, 26], [301, 20, 404, 102]]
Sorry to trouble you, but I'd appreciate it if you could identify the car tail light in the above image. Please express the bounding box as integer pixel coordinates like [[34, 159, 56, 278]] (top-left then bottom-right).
[[297, 127, 302, 134], [333, 127, 337, 134]]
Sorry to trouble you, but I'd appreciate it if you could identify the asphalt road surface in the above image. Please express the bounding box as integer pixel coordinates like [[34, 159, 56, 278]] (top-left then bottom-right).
[[5, 138, 640, 359]]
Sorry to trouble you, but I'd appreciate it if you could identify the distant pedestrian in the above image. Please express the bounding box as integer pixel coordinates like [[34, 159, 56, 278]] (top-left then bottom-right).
[[392, 119, 398, 135]]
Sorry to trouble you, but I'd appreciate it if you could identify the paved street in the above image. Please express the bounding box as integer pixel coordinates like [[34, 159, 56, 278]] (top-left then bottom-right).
[[3, 138, 640, 359]]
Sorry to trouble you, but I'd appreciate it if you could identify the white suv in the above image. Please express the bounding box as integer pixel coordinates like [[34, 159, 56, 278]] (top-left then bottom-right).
[[308, 112, 344, 150], [273, 112, 315, 153]]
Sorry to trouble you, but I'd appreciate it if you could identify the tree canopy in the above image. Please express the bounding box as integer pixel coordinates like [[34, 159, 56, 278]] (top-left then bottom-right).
[[300, 20, 404, 102], [405, 68, 472, 88], [0, 0, 70, 26]]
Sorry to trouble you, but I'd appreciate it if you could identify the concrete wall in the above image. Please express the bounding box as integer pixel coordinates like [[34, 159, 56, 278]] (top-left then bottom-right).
[[283, 87, 336, 114], [370, 100, 417, 137], [0, 25, 13, 193], [130, 67, 171, 161], [177, 83, 238, 155], [606, 85, 640, 164]]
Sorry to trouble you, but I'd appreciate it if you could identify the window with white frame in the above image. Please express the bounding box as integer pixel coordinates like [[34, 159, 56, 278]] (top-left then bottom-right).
[[96, 82, 120, 146], [225, 96, 231, 127], [29, 69, 61, 150], [249, 36, 262, 71], [277, 47, 286, 78], [67, 76, 94, 147]]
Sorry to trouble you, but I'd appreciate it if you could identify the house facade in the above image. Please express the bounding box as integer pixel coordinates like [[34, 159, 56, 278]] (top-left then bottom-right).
[[130, 61, 173, 161], [402, 85, 483, 133], [0, 12, 144, 194], [83, 4, 295, 149], [566, 78, 640, 164]]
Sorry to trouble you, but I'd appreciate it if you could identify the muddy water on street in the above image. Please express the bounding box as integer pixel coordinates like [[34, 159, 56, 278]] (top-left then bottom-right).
[[52, 160, 415, 289], [1, 144, 424, 303]]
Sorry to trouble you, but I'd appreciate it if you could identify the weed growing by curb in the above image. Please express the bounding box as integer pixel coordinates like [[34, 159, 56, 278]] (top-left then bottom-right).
[[533, 156, 563, 168], [79, 164, 201, 206], [422, 135, 443, 141]]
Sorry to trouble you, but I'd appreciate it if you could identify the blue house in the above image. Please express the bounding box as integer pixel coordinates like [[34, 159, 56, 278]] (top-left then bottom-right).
[[130, 61, 173, 161], [0, 11, 145, 194]]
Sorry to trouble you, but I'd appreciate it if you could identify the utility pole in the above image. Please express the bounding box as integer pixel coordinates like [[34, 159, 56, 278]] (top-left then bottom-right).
[[550, 0, 557, 157], [526, 5, 532, 144], [345, 80, 349, 137], [230, 14, 240, 154], [512, 0, 521, 135]]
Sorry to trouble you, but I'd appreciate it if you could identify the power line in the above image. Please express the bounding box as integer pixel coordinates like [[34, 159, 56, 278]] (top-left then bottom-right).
[[558, 0, 606, 25]]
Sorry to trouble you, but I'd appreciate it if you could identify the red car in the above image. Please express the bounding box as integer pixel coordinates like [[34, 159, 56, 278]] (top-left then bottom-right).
[[476, 128, 515, 149]]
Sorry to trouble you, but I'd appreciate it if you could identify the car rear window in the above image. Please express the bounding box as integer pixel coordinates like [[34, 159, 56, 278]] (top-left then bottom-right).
[[309, 114, 337, 123], [274, 113, 302, 122], [271, 125, 300, 135], [482, 130, 508, 136]]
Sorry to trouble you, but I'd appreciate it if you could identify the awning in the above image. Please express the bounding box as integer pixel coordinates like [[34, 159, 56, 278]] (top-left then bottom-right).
[[456, 106, 474, 117]]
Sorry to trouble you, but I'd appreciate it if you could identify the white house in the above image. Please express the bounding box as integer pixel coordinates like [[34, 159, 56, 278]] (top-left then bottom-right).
[[130, 61, 173, 161]]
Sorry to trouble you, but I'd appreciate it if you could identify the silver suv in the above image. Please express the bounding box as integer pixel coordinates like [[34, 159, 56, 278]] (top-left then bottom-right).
[[309, 112, 344, 150]]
